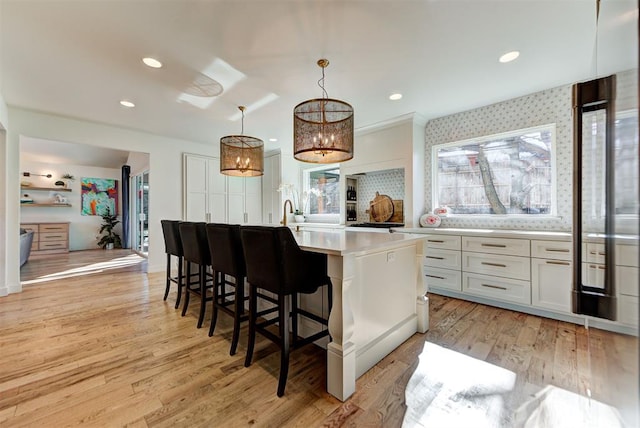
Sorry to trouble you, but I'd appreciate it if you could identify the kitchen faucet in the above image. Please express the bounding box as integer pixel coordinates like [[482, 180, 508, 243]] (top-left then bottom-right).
[[281, 199, 293, 226]]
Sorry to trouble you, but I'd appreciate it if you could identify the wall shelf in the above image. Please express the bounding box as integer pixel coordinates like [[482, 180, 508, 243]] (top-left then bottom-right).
[[21, 186, 71, 192], [21, 203, 72, 207]]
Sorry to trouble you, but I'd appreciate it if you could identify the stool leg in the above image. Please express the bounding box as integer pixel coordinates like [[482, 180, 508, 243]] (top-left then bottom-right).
[[163, 253, 171, 301], [175, 257, 183, 309], [277, 294, 291, 397], [291, 293, 299, 347], [229, 276, 243, 355], [209, 271, 220, 337], [197, 265, 206, 328], [181, 262, 191, 316], [244, 284, 257, 368]]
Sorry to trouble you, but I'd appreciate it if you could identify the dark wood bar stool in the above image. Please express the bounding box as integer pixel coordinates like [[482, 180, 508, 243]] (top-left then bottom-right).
[[178, 221, 214, 328], [160, 219, 185, 309], [240, 226, 332, 397], [206, 223, 249, 355]]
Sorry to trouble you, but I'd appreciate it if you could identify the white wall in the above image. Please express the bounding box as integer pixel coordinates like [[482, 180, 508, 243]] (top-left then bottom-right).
[[342, 114, 426, 227], [127, 151, 150, 176], [4, 107, 217, 295], [19, 160, 122, 251]]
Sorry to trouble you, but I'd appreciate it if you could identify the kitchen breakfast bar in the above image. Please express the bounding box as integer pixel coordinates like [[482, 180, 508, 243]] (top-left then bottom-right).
[[291, 228, 428, 401]]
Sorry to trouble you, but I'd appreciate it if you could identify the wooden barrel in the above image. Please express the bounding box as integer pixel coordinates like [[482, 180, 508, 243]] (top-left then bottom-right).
[[369, 192, 394, 222]]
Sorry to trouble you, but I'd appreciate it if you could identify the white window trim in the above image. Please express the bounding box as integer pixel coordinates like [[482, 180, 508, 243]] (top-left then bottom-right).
[[431, 123, 558, 217]]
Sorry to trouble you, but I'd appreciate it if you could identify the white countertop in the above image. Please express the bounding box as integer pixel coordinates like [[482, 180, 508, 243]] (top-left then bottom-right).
[[292, 228, 426, 256], [393, 227, 638, 245], [393, 227, 573, 241]]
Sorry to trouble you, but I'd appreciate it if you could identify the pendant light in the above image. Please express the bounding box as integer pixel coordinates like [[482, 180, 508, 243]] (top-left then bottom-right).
[[293, 59, 354, 163], [220, 106, 264, 177]]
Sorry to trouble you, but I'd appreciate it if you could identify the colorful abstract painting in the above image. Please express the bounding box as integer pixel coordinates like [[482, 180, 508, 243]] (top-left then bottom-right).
[[81, 178, 118, 216]]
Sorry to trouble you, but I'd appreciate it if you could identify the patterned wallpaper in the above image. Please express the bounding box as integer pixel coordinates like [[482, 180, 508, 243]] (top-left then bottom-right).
[[352, 169, 405, 222], [424, 69, 637, 231]]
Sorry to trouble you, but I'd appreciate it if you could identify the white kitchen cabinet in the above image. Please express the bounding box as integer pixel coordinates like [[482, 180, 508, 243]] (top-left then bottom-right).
[[262, 152, 282, 225], [616, 243, 638, 328], [228, 175, 262, 224], [531, 260, 572, 313], [531, 239, 573, 313], [183, 153, 261, 224], [183, 154, 226, 222], [423, 234, 462, 292]]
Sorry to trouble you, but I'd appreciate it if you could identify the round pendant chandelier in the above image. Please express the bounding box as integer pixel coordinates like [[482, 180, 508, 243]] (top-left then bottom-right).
[[220, 106, 264, 177], [293, 59, 354, 163]]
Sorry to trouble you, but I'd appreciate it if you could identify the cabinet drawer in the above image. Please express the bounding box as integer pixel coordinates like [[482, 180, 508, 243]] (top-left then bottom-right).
[[462, 236, 530, 257], [40, 223, 68, 233], [616, 244, 639, 268], [21, 223, 39, 233], [463, 252, 530, 280], [424, 267, 461, 291], [463, 272, 531, 305], [424, 249, 461, 270], [38, 241, 67, 250], [584, 243, 606, 264], [40, 232, 68, 242], [531, 240, 572, 261], [424, 235, 461, 251], [617, 266, 639, 297]]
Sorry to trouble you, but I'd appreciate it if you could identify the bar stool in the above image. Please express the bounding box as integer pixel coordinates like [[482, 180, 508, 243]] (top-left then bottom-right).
[[160, 220, 185, 309], [206, 223, 248, 355], [240, 225, 332, 397], [179, 221, 214, 328]]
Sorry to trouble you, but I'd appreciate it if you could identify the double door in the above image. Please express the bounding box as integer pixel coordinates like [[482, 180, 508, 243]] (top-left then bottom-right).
[[183, 154, 262, 224]]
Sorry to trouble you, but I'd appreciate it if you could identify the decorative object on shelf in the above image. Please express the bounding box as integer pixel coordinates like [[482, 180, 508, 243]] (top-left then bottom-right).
[[54, 180, 66, 188], [53, 193, 69, 204], [22, 172, 52, 178], [293, 58, 354, 164], [220, 105, 264, 177], [20, 180, 32, 187], [81, 177, 118, 216], [20, 194, 34, 204], [433, 206, 451, 217], [294, 214, 305, 223], [61, 173, 75, 181], [420, 213, 441, 228], [97, 207, 122, 249]]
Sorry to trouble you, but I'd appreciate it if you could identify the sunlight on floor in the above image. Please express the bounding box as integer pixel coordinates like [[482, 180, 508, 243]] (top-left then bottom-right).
[[21, 254, 145, 285], [402, 342, 625, 428]]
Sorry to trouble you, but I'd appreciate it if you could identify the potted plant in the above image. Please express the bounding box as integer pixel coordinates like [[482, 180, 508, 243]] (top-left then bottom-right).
[[97, 207, 122, 249]]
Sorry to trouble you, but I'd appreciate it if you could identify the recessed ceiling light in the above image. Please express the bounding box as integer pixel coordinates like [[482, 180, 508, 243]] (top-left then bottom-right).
[[389, 93, 403, 101], [120, 100, 135, 108], [142, 57, 162, 68], [269, 138, 278, 142], [499, 51, 520, 63]]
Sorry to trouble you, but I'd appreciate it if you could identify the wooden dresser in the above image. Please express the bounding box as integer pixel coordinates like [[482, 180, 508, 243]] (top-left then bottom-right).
[[20, 222, 70, 256]]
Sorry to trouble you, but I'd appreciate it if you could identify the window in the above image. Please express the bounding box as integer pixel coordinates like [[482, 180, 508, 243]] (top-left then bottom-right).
[[303, 165, 340, 215], [433, 125, 555, 215]]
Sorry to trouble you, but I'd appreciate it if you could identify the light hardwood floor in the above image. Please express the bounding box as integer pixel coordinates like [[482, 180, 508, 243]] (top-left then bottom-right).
[[2, 250, 637, 427]]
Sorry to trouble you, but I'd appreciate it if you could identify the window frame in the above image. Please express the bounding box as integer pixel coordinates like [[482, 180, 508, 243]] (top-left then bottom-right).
[[431, 123, 558, 217], [302, 163, 341, 222]]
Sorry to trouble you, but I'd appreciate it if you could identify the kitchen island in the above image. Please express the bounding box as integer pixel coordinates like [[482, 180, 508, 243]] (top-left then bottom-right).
[[292, 228, 428, 401]]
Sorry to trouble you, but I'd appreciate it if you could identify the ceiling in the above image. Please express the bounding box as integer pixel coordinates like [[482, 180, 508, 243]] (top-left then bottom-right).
[[1, 0, 637, 156]]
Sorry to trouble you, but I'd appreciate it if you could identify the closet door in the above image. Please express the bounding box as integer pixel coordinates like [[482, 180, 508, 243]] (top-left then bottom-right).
[[208, 157, 227, 223]]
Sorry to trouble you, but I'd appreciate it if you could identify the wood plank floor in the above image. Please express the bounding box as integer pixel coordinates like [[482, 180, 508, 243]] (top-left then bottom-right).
[[2, 249, 637, 427]]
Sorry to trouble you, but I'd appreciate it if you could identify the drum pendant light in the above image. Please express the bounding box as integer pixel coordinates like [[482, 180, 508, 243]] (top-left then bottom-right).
[[293, 59, 354, 163], [220, 106, 264, 177]]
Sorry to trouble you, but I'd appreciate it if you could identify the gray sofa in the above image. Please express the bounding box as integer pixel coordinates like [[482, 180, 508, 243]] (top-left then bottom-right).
[[20, 228, 35, 267]]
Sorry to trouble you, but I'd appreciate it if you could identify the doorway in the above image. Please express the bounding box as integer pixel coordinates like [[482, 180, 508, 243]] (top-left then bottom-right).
[[132, 171, 149, 256]]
